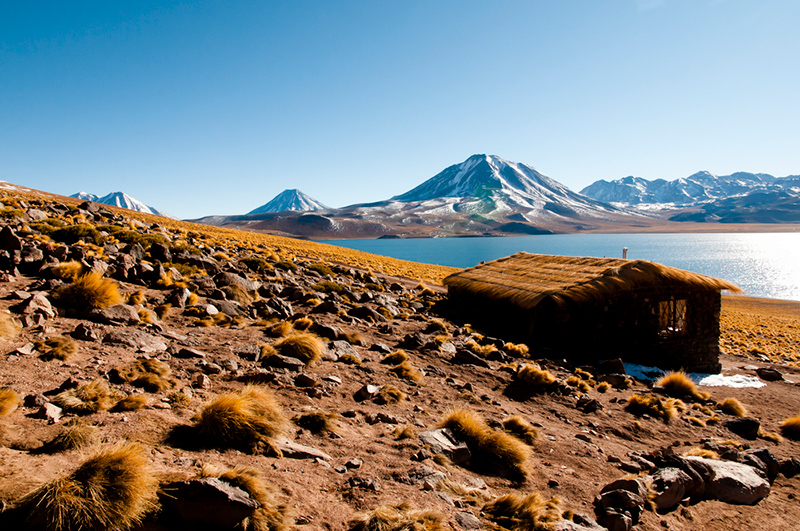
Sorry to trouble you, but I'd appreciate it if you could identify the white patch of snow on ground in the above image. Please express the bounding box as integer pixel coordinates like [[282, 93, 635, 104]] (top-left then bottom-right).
[[623, 363, 766, 388]]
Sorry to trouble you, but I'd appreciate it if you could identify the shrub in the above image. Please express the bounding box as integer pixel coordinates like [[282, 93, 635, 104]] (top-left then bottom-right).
[[0, 388, 19, 416], [482, 492, 563, 531], [35, 337, 78, 361], [192, 386, 288, 454], [312, 280, 343, 293], [625, 394, 683, 422], [375, 384, 407, 404], [10, 442, 158, 531], [779, 414, 800, 440], [265, 321, 294, 338], [291, 316, 314, 330], [655, 371, 710, 402], [394, 426, 417, 439], [274, 260, 297, 272], [239, 256, 272, 272], [515, 364, 556, 390], [502, 342, 529, 358], [349, 503, 443, 531], [35, 422, 101, 454], [127, 290, 146, 305], [112, 359, 174, 393], [49, 260, 86, 281], [597, 382, 611, 393], [306, 262, 334, 277], [113, 230, 168, 249], [273, 333, 324, 365], [0, 311, 19, 340], [465, 340, 497, 358], [51, 224, 105, 245], [113, 395, 149, 412], [381, 350, 409, 365], [502, 416, 539, 445], [296, 410, 338, 434], [55, 273, 122, 311], [52, 380, 122, 414], [717, 397, 746, 417], [200, 466, 291, 531], [166, 391, 192, 408], [440, 409, 530, 480], [388, 361, 423, 383]]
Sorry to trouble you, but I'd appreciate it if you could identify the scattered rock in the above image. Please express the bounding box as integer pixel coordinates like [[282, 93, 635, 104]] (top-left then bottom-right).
[[162, 477, 259, 527], [649, 467, 694, 512], [455, 511, 482, 529], [723, 417, 761, 440], [418, 428, 471, 465], [756, 367, 783, 382], [274, 439, 333, 461], [683, 456, 771, 505]]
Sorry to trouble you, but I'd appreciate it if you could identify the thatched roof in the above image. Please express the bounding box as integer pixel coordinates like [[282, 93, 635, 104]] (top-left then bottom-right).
[[443, 252, 741, 310]]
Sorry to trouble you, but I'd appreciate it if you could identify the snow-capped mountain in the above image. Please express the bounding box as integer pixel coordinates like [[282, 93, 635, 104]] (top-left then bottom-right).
[[580, 171, 782, 206], [70, 191, 173, 218], [247, 189, 329, 215], [391, 154, 616, 218]]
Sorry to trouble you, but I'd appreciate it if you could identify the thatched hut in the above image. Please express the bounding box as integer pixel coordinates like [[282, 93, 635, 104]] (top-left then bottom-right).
[[443, 252, 741, 373]]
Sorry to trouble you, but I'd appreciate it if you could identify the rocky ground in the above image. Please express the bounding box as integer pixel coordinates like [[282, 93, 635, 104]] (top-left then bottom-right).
[[0, 191, 798, 531]]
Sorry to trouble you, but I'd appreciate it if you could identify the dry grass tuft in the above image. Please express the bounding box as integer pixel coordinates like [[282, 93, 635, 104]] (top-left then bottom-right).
[[55, 272, 122, 311], [113, 395, 150, 411], [342, 331, 364, 345], [222, 284, 254, 305], [381, 350, 409, 365], [683, 447, 719, 459], [375, 384, 407, 404], [502, 416, 539, 445], [127, 290, 146, 306], [49, 260, 86, 281], [52, 379, 122, 414], [625, 394, 683, 422], [465, 340, 497, 358], [0, 387, 20, 416], [154, 303, 172, 319], [425, 319, 449, 334], [339, 353, 362, 365], [597, 381, 611, 393], [437, 479, 493, 506], [515, 363, 556, 390], [779, 415, 800, 440], [192, 386, 288, 454], [441, 409, 530, 480], [273, 333, 324, 365], [166, 390, 192, 408], [0, 311, 19, 340], [35, 337, 78, 361], [757, 429, 783, 443], [717, 397, 747, 417], [291, 316, 314, 330], [502, 342, 529, 358], [201, 465, 291, 531], [114, 359, 175, 393], [482, 491, 563, 531], [688, 416, 706, 427], [655, 371, 710, 402], [296, 410, 339, 434], [36, 421, 101, 454], [388, 361, 423, 383], [394, 426, 418, 440], [11, 442, 158, 531], [349, 502, 444, 531]]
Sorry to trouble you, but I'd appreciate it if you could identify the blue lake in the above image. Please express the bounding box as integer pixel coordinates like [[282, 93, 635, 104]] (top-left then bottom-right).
[[317, 233, 800, 301]]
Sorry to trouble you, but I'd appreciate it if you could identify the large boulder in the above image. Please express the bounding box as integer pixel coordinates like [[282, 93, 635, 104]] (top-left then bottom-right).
[[683, 456, 771, 505], [648, 467, 694, 511], [161, 477, 259, 527], [102, 329, 167, 353]]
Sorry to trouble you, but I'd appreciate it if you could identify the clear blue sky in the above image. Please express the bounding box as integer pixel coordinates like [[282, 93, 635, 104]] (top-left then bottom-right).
[[2, 0, 798, 219]]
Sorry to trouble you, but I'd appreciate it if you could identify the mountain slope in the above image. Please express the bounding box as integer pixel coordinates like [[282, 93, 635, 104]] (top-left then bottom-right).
[[247, 189, 329, 215], [70, 191, 173, 218]]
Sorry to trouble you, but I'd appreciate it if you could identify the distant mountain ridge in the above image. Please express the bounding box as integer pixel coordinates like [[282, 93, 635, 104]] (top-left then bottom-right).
[[247, 189, 329, 215], [71, 191, 173, 218]]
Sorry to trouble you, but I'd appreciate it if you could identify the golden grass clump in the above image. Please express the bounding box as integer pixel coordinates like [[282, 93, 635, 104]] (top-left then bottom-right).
[[35, 337, 78, 361], [683, 447, 719, 459], [425, 319, 449, 334], [482, 491, 563, 531], [264, 321, 295, 338], [717, 397, 747, 417], [502, 416, 539, 446], [113, 395, 150, 412], [597, 381, 611, 393], [381, 350, 409, 365], [55, 272, 122, 311], [465, 340, 497, 358], [375, 384, 407, 404], [166, 390, 192, 408], [625, 394, 684, 422], [273, 332, 324, 365], [296, 410, 339, 434], [52, 380, 122, 414], [192, 386, 288, 454], [35, 422, 101, 454], [342, 331, 364, 345], [201, 465, 291, 531], [515, 363, 556, 390], [655, 371, 710, 402], [502, 342, 529, 358], [757, 429, 783, 443], [154, 303, 172, 319], [394, 426, 417, 440], [221, 284, 254, 305], [440, 409, 530, 480], [292, 316, 314, 330], [779, 414, 800, 440], [0, 311, 19, 340], [348, 502, 444, 531], [49, 260, 86, 281], [339, 353, 362, 365], [114, 359, 175, 393], [388, 360, 423, 383], [0, 387, 20, 416], [688, 416, 706, 427], [127, 290, 146, 306], [436, 479, 493, 506], [11, 442, 158, 531]]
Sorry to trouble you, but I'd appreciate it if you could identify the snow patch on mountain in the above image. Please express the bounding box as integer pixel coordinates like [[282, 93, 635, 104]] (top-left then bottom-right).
[[248, 189, 329, 214], [70, 191, 174, 218]]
